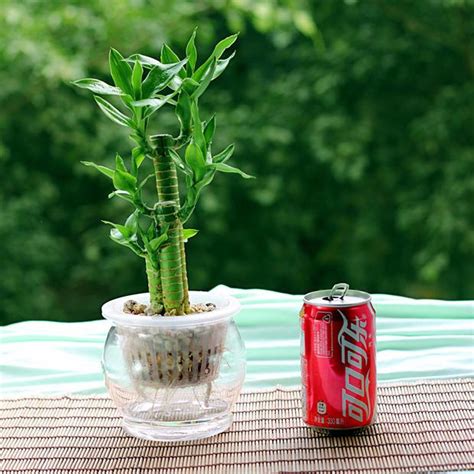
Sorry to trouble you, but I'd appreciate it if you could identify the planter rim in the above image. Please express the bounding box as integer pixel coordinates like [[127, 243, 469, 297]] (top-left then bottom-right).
[[102, 290, 240, 327]]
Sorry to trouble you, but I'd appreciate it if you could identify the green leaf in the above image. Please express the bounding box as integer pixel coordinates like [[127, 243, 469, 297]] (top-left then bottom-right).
[[109, 48, 133, 95], [169, 148, 192, 176], [131, 93, 176, 108], [176, 90, 192, 134], [113, 169, 137, 194], [191, 101, 206, 155], [195, 169, 217, 193], [160, 45, 180, 63], [132, 147, 146, 170], [180, 183, 198, 224], [146, 221, 155, 240], [204, 115, 216, 147], [213, 144, 235, 163], [160, 44, 186, 81], [125, 210, 139, 234], [212, 162, 254, 179], [193, 33, 238, 82], [213, 33, 239, 60], [185, 142, 206, 181], [181, 77, 200, 96], [213, 52, 235, 80], [149, 232, 168, 251], [81, 161, 114, 179], [168, 77, 183, 92], [131, 61, 143, 99], [183, 228, 199, 241], [72, 79, 122, 96], [94, 96, 131, 127], [126, 55, 183, 91], [115, 153, 127, 173], [127, 54, 162, 69], [111, 238, 144, 257], [143, 105, 174, 121], [108, 227, 145, 258], [141, 59, 187, 98], [102, 220, 132, 238], [192, 58, 216, 99], [186, 28, 198, 74], [108, 190, 134, 204], [132, 98, 165, 107], [141, 95, 177, 120]]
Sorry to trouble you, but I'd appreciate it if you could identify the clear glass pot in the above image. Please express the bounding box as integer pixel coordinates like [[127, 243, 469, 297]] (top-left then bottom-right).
[[102, 291, 246, 441]]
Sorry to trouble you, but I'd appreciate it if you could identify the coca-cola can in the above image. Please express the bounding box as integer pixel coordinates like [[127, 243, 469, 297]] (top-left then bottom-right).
[[300, 283, 377, 431]]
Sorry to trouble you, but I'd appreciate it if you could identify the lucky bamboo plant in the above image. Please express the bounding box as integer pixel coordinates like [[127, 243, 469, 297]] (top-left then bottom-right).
[[74, 30, 251, 316]]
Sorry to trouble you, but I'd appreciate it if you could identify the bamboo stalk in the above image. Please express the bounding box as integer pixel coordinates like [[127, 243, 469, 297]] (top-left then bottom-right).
[[178, 221, 190, 314], [145, 256, 162, 314], [152, 134, 190, 314]]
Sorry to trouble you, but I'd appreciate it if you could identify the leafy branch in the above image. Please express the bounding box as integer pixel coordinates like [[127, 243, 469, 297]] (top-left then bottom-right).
[[73, 30, 252, 315]]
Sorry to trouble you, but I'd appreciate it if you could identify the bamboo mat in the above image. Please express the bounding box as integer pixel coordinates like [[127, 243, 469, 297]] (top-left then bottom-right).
[[1, 379, 472, 474]]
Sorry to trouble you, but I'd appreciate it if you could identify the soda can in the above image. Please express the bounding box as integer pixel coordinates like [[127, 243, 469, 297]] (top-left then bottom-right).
[[300, 283, 377, 431]]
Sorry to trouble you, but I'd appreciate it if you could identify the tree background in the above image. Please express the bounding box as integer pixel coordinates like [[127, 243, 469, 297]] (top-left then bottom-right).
[[1, 0, 473, 324]]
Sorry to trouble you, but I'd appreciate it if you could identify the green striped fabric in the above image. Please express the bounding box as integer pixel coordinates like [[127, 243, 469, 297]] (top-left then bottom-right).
[[1, 286, 473, 395]]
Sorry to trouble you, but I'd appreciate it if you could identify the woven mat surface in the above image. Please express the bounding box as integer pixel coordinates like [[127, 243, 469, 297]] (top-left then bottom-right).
[[1, 379, 472, 474]]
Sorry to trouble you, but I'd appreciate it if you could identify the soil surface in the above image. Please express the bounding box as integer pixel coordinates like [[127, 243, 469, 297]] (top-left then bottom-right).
[[123, 300, 216, 316]]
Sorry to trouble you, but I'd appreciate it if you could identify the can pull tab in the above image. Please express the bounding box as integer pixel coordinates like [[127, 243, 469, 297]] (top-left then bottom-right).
[[328, 282, 349, 301]]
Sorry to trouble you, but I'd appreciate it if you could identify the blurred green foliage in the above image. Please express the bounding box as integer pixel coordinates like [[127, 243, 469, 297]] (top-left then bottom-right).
[[1, 0, 473, 324]]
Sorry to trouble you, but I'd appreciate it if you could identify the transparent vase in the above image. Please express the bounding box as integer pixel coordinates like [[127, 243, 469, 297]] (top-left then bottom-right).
[[102, 291, 246, 441]]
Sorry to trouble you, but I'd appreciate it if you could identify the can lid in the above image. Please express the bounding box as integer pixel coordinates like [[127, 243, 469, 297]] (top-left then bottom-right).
[[304, 283, 371, 308]]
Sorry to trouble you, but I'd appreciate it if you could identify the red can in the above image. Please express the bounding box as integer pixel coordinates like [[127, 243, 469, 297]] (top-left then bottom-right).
[[300, 283, 377, 431]]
